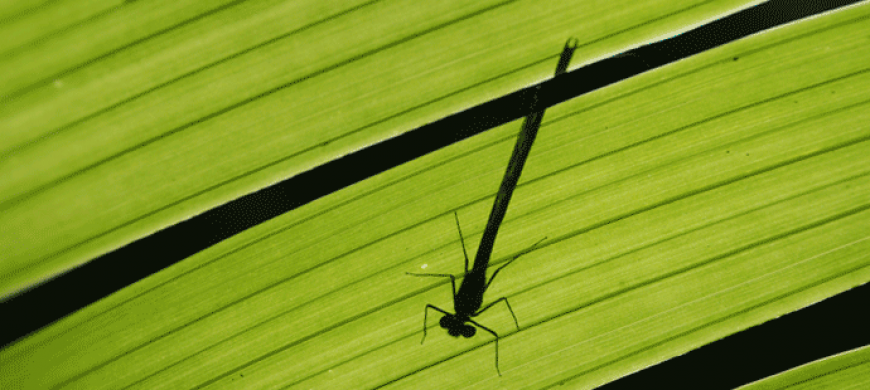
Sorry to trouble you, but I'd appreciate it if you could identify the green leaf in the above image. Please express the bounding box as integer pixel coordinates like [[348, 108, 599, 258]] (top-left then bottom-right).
[[737, 345, 870, 390], [0, 0, 764, 298], [3, 2, 870, 390]]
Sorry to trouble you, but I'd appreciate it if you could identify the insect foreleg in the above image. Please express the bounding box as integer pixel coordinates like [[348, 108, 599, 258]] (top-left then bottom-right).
[[421, 304, 451, 344], [468, 319, 503, 376]]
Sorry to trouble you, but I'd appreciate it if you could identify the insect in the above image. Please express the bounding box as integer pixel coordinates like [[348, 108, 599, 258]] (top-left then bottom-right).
[[407, 38, 578, 376]]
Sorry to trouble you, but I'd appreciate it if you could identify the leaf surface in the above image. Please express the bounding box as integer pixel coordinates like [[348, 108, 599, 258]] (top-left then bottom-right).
[[2, 2, 869, 390]]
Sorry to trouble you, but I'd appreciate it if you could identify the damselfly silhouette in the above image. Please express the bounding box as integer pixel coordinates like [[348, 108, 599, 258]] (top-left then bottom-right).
[[407, 38, 578, 376]]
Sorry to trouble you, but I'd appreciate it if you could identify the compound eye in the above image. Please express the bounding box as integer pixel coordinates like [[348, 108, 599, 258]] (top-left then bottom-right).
[[439, 316, 451, 329], [461, 325, 476, 338]]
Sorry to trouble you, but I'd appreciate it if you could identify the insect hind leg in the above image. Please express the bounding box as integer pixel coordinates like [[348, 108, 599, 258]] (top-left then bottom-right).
[[484, 236, 547, 291], [452, 211, 471, 274]]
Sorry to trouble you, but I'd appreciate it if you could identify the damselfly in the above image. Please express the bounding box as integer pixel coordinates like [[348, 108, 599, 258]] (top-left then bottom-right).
[[408, 38, 579, 376]]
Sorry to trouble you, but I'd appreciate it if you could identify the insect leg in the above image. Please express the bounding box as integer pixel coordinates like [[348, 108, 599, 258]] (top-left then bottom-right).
[[405, 272, 457, 299], [468, 319, 503, 376], [484, 236, 547, 291], [475, 297, 520, 331], [421, 304, 451, 345], [453, 211, 471, 274]]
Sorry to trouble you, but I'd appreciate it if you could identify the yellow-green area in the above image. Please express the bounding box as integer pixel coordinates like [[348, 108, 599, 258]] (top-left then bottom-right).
[[0, 0, 764, 299], [738, 345, 870, 390], [0, 0, 124, 55], [2, 2, 869, 389]]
